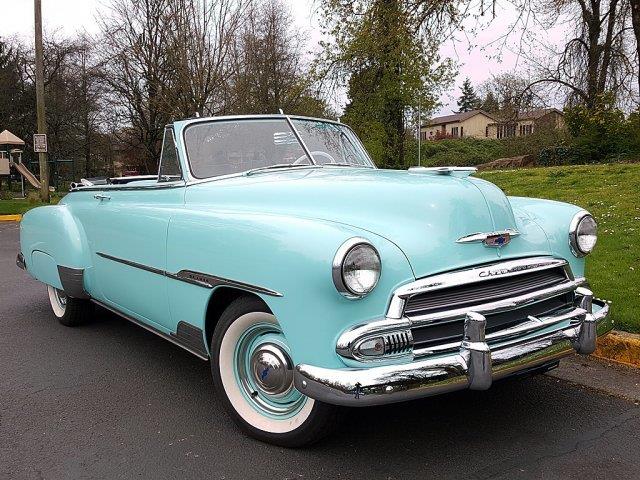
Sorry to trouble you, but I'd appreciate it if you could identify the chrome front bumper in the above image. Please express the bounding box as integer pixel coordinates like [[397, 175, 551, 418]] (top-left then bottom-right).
[[294, 293, 612, 407]]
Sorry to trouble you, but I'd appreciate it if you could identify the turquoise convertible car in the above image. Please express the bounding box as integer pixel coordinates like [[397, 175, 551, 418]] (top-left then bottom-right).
[[18, 114, 612, 446]]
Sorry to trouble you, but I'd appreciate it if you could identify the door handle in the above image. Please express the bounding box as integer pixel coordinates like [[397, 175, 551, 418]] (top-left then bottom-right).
[[94, 194, 111, 201]]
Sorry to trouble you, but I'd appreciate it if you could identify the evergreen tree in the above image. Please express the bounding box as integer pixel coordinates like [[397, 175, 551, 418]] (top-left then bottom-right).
[[480, 91, 500, 113], [457, 77, 480, 112], [319, 0, 454, 168]]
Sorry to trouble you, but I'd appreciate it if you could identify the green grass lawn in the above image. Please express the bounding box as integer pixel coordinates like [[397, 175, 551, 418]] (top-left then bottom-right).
[[0, 196, 61, 215], [479, 163, 640, 333]]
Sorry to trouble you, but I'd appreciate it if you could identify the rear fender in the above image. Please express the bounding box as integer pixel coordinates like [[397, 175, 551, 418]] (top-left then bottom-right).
[[20, 205, 93, 296]]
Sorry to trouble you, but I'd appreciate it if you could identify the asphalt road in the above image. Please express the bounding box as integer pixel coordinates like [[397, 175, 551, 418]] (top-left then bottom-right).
[[1, 221, 639, 480]]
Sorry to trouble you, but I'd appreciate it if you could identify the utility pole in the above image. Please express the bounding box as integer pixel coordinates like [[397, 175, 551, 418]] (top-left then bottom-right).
[[34, 0, 49, 202], [417, 100, 421, 166]]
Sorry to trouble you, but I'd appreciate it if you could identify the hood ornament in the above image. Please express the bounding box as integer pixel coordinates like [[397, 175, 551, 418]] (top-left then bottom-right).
[[457, 229, 519, 248]]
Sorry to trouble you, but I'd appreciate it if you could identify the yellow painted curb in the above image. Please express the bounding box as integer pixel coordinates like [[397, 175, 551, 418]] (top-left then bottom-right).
[[593, 330, 640, 368], [0, 214, 22, 222]]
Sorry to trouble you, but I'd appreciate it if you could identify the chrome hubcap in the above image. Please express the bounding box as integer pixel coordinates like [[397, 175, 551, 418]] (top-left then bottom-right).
[[250, 344, 293, 396], [234, 322, 306, 418]]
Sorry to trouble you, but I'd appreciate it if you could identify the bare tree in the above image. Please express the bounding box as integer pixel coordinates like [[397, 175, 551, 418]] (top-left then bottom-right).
[[165, 0, 250, 117], [231, 0, 329, 116], [97, 0, 173, 174], [519, 0, 634, 108], [478, 73, 548, 118]]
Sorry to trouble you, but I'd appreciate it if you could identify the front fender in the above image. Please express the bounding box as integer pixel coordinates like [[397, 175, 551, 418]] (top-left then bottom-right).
[[166, 210, 415, 369], [508, 196, 585, 277]]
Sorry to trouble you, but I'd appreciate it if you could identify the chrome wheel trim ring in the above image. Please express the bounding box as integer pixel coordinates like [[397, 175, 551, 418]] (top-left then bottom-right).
[[219, 312, 314, 434], [47, 285, 67, 318]]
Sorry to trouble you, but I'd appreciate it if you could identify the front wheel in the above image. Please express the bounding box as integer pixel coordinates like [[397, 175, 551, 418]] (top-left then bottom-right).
[[47, 285, 93, 327], [211, 296, 338, 447]]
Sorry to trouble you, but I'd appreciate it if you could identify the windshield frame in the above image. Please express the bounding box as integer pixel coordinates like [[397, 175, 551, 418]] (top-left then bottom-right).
[[181, 114, 375, 181]]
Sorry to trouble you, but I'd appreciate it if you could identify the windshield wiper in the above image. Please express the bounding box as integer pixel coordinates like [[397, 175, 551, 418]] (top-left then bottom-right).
[[244, 163, 319, 176]]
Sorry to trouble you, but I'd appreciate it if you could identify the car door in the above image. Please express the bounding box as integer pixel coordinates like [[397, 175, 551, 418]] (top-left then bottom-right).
[[86, 127, 185, 331]]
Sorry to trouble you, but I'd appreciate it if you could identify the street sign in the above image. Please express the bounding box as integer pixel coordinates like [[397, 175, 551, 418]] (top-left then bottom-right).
[[33, 134, 47, 153]]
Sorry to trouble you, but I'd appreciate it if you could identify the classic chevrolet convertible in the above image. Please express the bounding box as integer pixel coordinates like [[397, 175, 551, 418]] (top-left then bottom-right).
[[18, 114, 612, 446]]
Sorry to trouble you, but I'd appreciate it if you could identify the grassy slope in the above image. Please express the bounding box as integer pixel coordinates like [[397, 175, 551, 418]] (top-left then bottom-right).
[[479, 163, 640, 333]]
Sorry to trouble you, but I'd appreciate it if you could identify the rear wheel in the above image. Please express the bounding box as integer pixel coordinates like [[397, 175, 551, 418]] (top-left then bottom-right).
[[47, 285, 93, 327], [211, 296, 338, 447]]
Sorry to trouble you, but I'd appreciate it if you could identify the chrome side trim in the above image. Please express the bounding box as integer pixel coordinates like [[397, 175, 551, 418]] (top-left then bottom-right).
[[92, 299, 209, 361], [96, 252, 165, 276], [96, 252, 283, 297], [296, 298, 611, 407], [57, 266, 90, 299], [456, 229, 520, 244], [71, 179, 186, 193], [169, 270, 283, 297], [387, 256, 570, 319]]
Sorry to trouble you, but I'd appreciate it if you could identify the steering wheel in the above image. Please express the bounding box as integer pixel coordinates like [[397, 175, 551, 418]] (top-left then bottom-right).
[[293, 151, 337, 165]]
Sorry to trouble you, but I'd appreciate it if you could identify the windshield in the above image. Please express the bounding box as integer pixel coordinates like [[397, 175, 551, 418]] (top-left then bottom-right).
[[184, 117, 374, 179]]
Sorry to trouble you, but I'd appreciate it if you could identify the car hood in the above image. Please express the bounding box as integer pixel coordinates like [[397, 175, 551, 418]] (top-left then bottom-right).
[[185, 168, 551, 278]]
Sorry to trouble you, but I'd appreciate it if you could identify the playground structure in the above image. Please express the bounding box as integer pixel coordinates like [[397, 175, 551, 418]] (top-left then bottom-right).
[[0, 129, 74, 197]]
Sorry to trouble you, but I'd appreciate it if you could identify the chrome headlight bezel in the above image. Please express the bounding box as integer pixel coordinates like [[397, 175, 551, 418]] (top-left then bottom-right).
[[332, 237, 381, 298], [569, 210, 598, 257]]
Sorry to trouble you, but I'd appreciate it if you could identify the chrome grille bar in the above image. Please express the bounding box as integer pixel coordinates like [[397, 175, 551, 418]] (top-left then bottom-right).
[[387, 257, 571, 319], [406, 277, 584, 326]]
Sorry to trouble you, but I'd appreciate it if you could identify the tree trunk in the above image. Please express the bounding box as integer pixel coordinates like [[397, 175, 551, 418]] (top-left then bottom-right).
[[631, 0, 640, 98]]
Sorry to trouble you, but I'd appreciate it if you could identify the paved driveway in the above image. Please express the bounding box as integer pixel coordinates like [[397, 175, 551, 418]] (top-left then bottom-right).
[[1, 221, 639, 480]]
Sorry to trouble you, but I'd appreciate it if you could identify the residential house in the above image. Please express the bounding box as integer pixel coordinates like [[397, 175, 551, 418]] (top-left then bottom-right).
[[421, 108, 565, 140], [486, 108, 565, 139], [421, 110, 497, 140]]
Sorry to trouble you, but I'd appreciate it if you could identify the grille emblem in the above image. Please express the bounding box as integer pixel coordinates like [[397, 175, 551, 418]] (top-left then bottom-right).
[[483, 232, 511, 247], [456, 229, 519, 247]]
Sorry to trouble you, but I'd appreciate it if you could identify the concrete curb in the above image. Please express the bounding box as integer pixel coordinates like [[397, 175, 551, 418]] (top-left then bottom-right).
[[0, 214, 22, 222], [594, 330, 640, 368]]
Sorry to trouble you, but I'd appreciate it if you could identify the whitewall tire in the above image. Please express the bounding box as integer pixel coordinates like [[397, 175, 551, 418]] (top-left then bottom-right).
[[211, 296, 338, 447], [47, 285, 93, 327]]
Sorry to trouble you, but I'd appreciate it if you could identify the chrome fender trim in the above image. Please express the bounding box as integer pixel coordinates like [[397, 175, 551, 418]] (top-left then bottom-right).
[[96, 251, 283, 297]]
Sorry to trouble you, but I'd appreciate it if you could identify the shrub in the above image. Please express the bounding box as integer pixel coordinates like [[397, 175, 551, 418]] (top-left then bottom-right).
[[564, 94, 637, 163], [405, 137, 507, 167]]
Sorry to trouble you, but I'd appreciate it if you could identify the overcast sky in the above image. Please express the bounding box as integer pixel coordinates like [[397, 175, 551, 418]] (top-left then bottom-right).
[[0, 0, 556, 116]]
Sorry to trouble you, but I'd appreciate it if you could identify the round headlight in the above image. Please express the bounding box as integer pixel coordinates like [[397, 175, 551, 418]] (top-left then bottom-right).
[[333, 238, 381, 298], [570, 211, 598, 256]]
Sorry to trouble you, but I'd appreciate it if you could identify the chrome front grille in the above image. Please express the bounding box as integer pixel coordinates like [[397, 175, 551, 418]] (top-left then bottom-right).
[[404, 267, 568, 318], [411, 293, 574, 352], [336, 257, 585, 363], [401, 259, 576, 355]]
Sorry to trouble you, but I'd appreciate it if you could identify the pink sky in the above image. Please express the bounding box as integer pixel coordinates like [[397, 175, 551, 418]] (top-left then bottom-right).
[[1, 0, 563, 116]]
